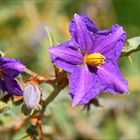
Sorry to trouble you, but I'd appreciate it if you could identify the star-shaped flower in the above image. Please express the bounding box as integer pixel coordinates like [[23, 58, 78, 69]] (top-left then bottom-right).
[[0, 57, 25, 95], [49, 14, 128, 106]]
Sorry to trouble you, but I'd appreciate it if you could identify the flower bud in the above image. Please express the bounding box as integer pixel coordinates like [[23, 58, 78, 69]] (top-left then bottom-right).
[[23, 82, 41, 109]]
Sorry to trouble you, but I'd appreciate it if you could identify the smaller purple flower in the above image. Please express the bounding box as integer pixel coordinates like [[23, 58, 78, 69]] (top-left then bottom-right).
[[0, 57, 25, 96], [49, 14, 128, 106]]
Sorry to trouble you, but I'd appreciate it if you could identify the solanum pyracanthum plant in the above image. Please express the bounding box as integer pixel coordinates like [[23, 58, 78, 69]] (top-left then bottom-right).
[[0, 14, 129, 115]]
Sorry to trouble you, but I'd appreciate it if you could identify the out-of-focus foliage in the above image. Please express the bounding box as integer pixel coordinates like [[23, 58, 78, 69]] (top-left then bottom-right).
[[113, 0, 140, 36], [0, 0, 140, 140]]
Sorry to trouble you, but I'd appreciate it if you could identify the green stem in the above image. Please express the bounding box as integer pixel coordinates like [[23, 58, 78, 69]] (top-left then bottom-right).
[[46, 89, 61, 106], [41, 84, 66, 117]]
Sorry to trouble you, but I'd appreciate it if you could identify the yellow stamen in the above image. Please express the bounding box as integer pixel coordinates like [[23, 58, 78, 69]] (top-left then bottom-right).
[[84, 53, 105, 66]]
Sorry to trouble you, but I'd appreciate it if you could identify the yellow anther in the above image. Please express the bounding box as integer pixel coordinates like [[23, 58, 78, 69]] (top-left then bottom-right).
[[84, 53, 105, 66]]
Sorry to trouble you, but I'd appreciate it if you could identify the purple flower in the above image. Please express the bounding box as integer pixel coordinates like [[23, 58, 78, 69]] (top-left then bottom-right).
[[0, 57, 25, 96], [49, 14, 128, 106]]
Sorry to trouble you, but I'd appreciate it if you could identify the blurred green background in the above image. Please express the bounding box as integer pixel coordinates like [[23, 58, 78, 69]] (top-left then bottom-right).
[[0, 0, 140, 140]]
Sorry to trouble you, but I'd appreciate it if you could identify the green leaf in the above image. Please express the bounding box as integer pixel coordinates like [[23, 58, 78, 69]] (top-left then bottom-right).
[[121, 36, 140, 56], [0, 98, 12, 113], [127, 36, 140, 50]]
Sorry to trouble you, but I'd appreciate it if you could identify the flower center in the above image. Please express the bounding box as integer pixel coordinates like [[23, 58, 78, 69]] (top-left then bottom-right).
[[84, 53, 105, 66]]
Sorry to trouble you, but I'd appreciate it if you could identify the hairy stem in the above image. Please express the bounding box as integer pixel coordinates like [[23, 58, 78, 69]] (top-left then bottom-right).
[[41, 84, 66, 117]]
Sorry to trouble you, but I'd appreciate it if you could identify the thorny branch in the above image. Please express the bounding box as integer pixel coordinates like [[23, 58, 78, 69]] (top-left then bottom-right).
[[20, 43, 140, 139], [24, 67, 67, 85], [24, 67, 50, 83]]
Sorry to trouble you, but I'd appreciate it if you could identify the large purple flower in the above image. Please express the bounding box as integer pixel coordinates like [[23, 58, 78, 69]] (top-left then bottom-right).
[[49, 14, 128, 106], [0, 57, 25, 96]]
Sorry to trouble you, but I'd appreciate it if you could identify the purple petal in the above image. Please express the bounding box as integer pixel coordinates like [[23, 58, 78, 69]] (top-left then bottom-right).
[[0, 58, 25, 78], [0, 57, 10, 65], [69, 14, 96, 54], [4, 77, 23, 96], [69, 65, 101, 106], [0, 78, 6, 92], [49, 40, 83, 73], [82, 16, 98, 32], [70, 14, 98, 36], [94, 25, 126, 60], [97, 61, 128, 94]]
